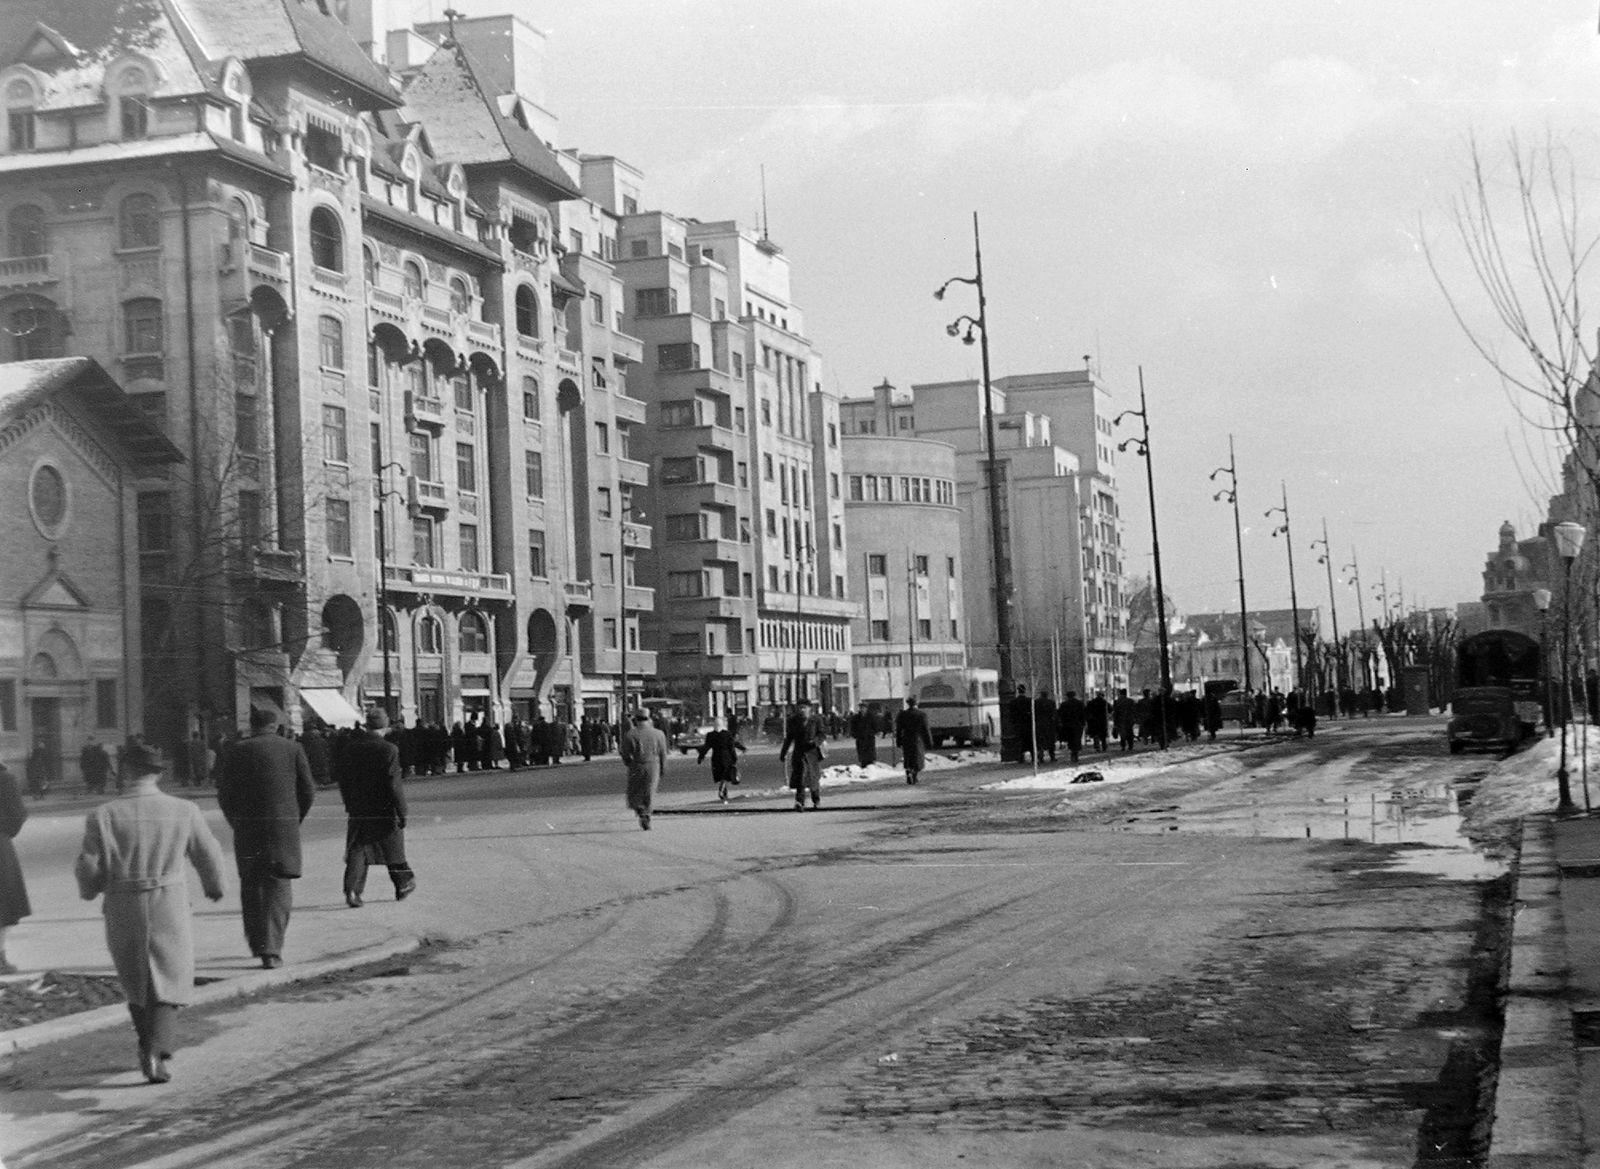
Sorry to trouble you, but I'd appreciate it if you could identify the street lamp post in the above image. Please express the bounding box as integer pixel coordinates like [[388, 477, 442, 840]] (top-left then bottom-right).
[[1266, 484, 1304, 695], [1343, 550, 1367, 690], [374, 460, 412, 720], [793, 532, 812, 705], [618, 501, 644, 724], [1554, 521, 1587, 812], [936, 212, 1018, 759], [1312, 518, 1342, 705], [1115, 368, 1170, 749], [1209, 435, 1251, 703], [1534, 588, 1554, 739]]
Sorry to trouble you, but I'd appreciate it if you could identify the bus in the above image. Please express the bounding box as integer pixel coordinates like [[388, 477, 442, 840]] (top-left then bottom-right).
[[907, 668, 1001, 748], [1448, 629, 1542, 754]]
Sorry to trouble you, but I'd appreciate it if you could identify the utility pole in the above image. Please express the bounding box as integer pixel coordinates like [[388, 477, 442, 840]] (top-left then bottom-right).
[[1266, 484, 1304, 693], [936, 213, 1016, 757], [1115, 369, 1170, 747], [1209, 435, 1251, 698], [1344, 549, 1366, 689], [1312, 518, 1342, 697]]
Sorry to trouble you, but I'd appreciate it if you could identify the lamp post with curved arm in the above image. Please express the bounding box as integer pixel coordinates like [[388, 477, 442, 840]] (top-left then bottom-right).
[[936, 212, 1019, 758], [1209, 435, 1250, 701], [1265, 484, 1303, 694], [373, 459, 412, 719], [1312, 518, 1342, 701], [1343, 550, 1367, 690], [1115, 368, 1169, 748], [618, 500, 645, 723]]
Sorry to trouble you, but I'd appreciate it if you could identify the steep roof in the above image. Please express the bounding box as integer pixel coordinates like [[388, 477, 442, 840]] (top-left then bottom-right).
[[0, 358, 183, 469], [398, 39, 579, 201], [179, 0, 398, 109]]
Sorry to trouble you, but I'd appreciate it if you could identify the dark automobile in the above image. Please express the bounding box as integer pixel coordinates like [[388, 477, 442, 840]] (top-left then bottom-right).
[[1448, 629, 1542, 754]]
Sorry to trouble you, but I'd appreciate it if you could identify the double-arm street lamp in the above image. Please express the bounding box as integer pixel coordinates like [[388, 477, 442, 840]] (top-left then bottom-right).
[[1312, 518, 1342, 700], [1343, 550, 1366, 690], [1209, 435, 1251, 701], [936, 212, 1019, 759], [1115, 368, 1170, 748], [1265, 484, 1304, 694], [1554, 520, 1587, 811]]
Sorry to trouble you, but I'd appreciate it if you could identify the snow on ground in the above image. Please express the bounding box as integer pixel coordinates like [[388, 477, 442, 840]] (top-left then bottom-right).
[[1465, 725, 1600, 835], [819, 748, 999, 788], [981, 740, 1249, 793]]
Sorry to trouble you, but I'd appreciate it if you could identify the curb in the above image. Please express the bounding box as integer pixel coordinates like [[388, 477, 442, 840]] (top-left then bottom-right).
[[1486, 816, 1583, 1168], [0, 935, 424, 1057]]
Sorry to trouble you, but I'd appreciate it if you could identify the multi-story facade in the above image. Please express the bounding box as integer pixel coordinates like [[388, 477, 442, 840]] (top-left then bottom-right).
[[0, 0, 634, 751], [845, 364, 1129, 697], [838, 381, 966, 707], [1476, 520, 1552, 641]]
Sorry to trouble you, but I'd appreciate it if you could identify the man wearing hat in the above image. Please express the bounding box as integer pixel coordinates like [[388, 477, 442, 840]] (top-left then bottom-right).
[[215, 707, 315, 968], [335, 709, 415, 908], [75, 740, 227, 1083], [779, 698, 827, 811], [618, 708, 668, 830]]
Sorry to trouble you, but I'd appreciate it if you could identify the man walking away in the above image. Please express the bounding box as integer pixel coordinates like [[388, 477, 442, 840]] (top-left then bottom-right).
[[895, 696, 933, 785], [75, 740, 226, 1083], [80, 739, 112, 794], [697, 714, 746, 802], [848, 704, 878, 767], [336, 709, 415, 908], [1009, 685, 1034, 763], [620, 709, 668, 829], [1058, 691, 1087, 763], [780, 698, 827, 810], [1086, 691, 1110, 753], [215, 707, 314, 969], [0, 760, 31, 973], [1033, 690, 1058, 763], [1113, 688, 1137, 752]]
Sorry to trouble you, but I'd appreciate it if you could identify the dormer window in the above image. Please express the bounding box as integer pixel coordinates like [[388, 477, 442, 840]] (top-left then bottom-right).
[[116, 65, 151, 140], [304, 121, 342, 172], [6, 79, 35, 152]]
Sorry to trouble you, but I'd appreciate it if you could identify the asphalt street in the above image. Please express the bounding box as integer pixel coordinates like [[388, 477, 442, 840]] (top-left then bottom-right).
[[1, 718, 1509, 1168]]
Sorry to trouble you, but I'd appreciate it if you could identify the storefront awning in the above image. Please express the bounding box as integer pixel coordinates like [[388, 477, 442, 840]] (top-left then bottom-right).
[[301, 688, 363, 728]]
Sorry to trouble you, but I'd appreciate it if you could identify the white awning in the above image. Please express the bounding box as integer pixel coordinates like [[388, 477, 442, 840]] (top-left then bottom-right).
[[300, 688, 362, 728]]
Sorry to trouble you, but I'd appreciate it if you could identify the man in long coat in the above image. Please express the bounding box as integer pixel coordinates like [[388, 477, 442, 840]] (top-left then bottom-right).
[[1033, 690, 1059, 763], [215, 707, 314, 969], [1113, 688, 1137, 752], [895, 696, 933, 785], [619, 709, 668, 829], [1085, 691, 1110, 752], [848, 704, 878, 767], [780, 698, 827, 810], [0, 760, 30, 974], [336, 709, 415, 908], [1009, 685, 1035, 762], [75, 740, 226, 1083], [1058, 691, 1088, 763]]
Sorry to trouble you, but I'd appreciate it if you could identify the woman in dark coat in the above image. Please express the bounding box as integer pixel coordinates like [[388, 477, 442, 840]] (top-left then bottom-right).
[[696, 715, 747, 802], [0, 762, 31, 973], [450, 722, 470, 773]]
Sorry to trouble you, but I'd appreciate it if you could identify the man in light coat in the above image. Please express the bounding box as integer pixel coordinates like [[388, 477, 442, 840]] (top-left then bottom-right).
[[215, 707, 314, 968], [75, 740, 226, 1083], [619, 709, 668, 830], [336, 709, 415, 908]]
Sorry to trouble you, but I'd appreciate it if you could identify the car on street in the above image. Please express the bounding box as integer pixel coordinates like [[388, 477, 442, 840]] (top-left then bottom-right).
[[678, 721, 720, 754]]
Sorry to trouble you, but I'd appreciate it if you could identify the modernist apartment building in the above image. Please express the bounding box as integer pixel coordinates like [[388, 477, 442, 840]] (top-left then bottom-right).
[[0, 0, 632, 747], [842, 364, 1131, 697], [838, 381, 966, 706]]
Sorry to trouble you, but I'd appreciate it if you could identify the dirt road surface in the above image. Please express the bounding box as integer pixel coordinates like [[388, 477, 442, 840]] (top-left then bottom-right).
[[2, 717, 1509, 1168]]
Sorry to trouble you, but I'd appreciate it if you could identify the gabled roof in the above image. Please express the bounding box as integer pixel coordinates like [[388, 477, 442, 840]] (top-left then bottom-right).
[[179, 0, 398, 110], [0, 358, 184, 470], [399, 39, 579, 201]]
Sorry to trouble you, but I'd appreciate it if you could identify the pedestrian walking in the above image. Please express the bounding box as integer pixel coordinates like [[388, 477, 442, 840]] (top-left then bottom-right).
[[79, 739, 112, 794], [300, 725, 332, 788], [1058, 691, 1087, 762], [895, 696, 933, 785], [1033, 690, 1058, 763], [1009, 685, 1034, 762], [184, 733, 208, 788], [1202, 690, 1223, 740], [697, 714, 746, 802], [620, 709, 668, 829], [0, 760, 31, 974], [214, 707, 314, 969], [780, 698, 827, 810], [1113, 688, 1136, 752], [1086, 691, 1110, 753], [848, 704, 878, 767], [335, 709, 415, 908], [73, 740, 226, 1083]]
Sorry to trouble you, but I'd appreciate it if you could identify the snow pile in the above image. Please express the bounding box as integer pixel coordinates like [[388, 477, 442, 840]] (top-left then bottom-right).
[[1465, 726, 1600, 834], [981, 741, 1248, 793], [819, 747, 1001, 788]]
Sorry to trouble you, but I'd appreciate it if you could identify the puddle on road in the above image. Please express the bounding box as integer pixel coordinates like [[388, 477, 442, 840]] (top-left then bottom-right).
[[1109, 754, 1505, 882]]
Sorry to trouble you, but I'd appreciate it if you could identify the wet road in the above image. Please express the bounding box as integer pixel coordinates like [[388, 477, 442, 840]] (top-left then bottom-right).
[[3, 716, 1511, 1168]]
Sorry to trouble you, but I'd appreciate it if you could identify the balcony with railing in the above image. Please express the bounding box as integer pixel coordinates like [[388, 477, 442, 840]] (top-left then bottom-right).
[[616, 457, 650, 487], [229, 546, 305, 584], [563, 579, 594, 611], [405, 391, 446, 428], [0, 253, 54, 290], [624, 585, 656, 612], [621, 521, 651, 551], [613, 393, 648, 426], [610, 330, 645, 366], [217, 239, 293, 309], [407, 476, 449, 513]]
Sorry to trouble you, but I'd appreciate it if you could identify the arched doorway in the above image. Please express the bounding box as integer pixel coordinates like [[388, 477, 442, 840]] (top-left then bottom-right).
[[320, 595, 365, 680], [28, 628, 84, 790]]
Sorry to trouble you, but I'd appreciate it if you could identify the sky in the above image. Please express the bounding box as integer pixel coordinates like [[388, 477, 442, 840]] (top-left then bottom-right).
[[402, 0, 1600, 626]]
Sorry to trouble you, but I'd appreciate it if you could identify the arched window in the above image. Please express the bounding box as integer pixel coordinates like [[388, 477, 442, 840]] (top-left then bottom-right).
[[309, 206, 343, 271], [515, 285, 538, 337], [362, 245, 376, 285], [459, 611, 489, 654], [228, 197, 249, 244], [8, 295, 63, 360], [6, 78, 36, 152], [116, 64, 151, 140], [119, 193, 160, 249], [318, 315, 344, 370], [379, 608, 398, 653], [418, 614, 442, 654], [449, 276, 469, 314], [6, 204, 44, 257], [402, 260, 422, 299], [521, 375, 540, 421], [123, 298, 163, 354]]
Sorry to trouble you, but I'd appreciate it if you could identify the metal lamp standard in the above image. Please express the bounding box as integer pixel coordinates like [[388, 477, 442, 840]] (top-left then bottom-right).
[[1533, 588, 1554, 738], [617, 501, 644, 723], [1312, 519, 1342, 705], [373, 459, 412, 720], [1209, 436, 1252, 703], [936, 212, 1018, 758], [1266, 484, 1304, 695], [1554, 521, 1587, 812], [1344, 551, 1367, 690], [1114, 368, 1170, 749]]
